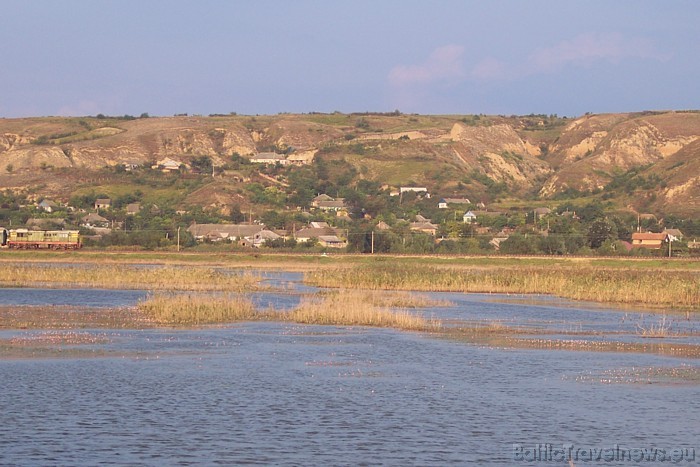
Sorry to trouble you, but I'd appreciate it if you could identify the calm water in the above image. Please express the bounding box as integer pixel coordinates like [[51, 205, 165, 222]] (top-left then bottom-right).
[[0, 277, 699, 466]]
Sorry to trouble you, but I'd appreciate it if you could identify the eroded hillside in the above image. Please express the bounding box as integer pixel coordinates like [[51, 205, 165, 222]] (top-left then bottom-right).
[[0, 111, 698, 216]]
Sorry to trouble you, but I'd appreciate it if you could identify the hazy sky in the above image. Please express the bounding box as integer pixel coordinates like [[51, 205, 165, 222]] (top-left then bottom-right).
[[2, 1, 698, 117]]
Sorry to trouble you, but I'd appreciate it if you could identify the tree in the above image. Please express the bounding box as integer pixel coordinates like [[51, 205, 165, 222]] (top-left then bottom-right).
[[499, 234, 540, 255], [587, 218, 618, 249], [190, 156, 213, 174]]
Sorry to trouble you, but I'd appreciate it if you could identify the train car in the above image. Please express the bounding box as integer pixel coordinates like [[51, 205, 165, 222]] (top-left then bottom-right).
[[4, 229, 81, 249]]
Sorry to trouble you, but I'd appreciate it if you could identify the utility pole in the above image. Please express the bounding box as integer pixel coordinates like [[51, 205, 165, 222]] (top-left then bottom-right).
[[177, 226, 181, 252], [371, 230, 375, 254]]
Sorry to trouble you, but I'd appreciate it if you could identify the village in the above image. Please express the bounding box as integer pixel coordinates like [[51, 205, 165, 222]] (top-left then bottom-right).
[[3, 157, 698, 255]]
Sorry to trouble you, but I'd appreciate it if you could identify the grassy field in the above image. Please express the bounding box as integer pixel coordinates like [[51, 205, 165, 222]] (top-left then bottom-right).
[[2, 249, 699, 269]]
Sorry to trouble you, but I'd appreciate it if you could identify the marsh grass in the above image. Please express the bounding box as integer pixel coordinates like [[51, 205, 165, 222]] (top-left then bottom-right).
[[0, 264, 263, 291], [361, 290, 452, 308], [136, 289, 442, 331], [636, 315, 673, 338], [138, 293, 258, 325], [305, 265, 700, 310], [289, 290, 441, 331]]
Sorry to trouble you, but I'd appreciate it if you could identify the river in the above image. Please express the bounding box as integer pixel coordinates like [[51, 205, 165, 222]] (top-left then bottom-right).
[[0, 272, 698, 466]]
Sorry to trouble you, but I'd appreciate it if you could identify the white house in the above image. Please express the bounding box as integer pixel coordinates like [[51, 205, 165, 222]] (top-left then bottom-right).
[[438, 198, 470, 209], [250, 152, 289, 165], [154, 158, 183, 172], [463, 211, 477, 223], [187, 223, 264, 242], [400, 187, 430, 198], [38, 199, 58, 212]]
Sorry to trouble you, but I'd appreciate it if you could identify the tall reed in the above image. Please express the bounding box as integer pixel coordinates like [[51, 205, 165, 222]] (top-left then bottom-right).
[[289, 290, 442, 331], [138, 293, 257, 324], [136, 289, 442, 330], [0, 264, 262, 291], [305, 264, 700, 310]]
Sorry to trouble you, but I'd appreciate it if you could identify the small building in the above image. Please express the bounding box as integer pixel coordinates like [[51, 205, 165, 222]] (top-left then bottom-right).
[[631, 232, 668, 249], [187, 223, 264, 242], [311, 194, 335, 207], [463, 211, 477, 224], [400, 187, 430, 198], [154, 158, 183, 172], [250, 229, 282, 248], [438, 198, 470, 209], [81, 213, 110, 229], [315, 200, 346, 212], [250, 152, 289, 165], [663, 228, 684, 241], [409, 221, 439, 236], [318, 235, 346, 249], [126, 203, 141, 215], [94, 199, 112, 210], [294, 227, 347, 248], [38, 199, 58, 213]]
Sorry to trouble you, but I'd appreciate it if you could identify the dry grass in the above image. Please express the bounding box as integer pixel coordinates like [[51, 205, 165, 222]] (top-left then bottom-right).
[[636, 315, 673, 338], [361, 290, 452, 308], [0, 264, 263, 291], [137, 293, 258, 325], [289, 290, 441, 331], [135, 289, 442, 330], [305, 265, 700, 310]]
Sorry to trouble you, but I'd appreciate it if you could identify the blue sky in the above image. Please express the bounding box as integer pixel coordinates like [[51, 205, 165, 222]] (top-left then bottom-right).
[[1, 0, 698, 117]]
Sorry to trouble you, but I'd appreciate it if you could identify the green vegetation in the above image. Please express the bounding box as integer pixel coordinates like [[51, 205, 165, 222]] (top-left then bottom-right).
[[3, 112, 700, 256]]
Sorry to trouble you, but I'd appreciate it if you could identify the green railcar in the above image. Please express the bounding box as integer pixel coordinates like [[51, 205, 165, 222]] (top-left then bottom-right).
[[4, 229, 81, 249]]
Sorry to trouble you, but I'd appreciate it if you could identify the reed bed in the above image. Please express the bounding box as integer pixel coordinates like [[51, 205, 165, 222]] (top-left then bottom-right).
[[305, 264, 700, 310], [135, 289, 442, 330], [0, 264, 263, 291], [289, 290, 442, 331], [138, 293, 258, 325], [361, 290, 452, 308]]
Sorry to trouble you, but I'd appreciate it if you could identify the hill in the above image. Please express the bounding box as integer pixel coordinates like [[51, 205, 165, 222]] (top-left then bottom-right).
[[0, 111, 698, 217]]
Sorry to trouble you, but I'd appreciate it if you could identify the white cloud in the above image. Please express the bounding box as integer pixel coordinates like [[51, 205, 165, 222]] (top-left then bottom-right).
[[528, 32, 666, 73], [468, 32, 667, 83], [470, 57, 509, 81], [388, 45, 466, 86]]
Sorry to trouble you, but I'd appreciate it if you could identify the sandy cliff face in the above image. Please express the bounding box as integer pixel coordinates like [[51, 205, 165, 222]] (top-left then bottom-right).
[[449, 122, 550, 186], [539, 113, 700, 196], [0, 118, 259, 171]]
